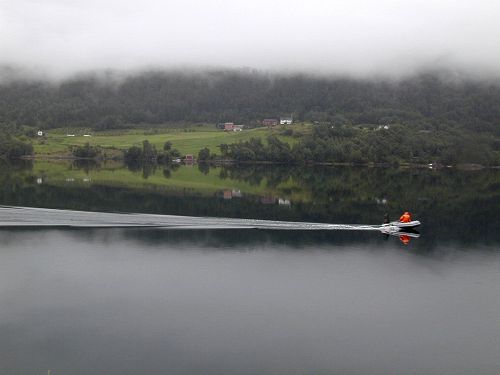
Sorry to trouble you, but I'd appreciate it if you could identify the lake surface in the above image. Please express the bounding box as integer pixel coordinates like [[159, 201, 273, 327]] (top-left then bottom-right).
[[1, 160, 499, 374]]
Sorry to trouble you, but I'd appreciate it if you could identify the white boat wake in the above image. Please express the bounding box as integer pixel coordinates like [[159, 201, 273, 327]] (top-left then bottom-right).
[[0, 206, 409, 233]]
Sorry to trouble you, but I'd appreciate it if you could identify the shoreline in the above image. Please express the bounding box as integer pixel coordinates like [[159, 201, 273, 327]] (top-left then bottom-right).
[[17, 155, 497, 170]]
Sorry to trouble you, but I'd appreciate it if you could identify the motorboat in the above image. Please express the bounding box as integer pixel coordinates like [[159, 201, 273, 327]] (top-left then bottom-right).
[[381, 220, 421, 230]]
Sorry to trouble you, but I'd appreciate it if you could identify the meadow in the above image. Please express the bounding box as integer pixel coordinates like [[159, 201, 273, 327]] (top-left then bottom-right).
[[32, 125, 305, 157]]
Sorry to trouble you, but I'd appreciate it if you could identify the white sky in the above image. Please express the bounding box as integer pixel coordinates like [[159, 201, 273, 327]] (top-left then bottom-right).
[[1, 0, 500, 78]]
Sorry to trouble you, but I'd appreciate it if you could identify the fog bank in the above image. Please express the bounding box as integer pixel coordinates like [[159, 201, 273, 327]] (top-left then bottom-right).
[[1, 0, 500, 79]]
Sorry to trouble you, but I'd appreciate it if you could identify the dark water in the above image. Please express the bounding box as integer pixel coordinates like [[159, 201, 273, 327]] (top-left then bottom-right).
[[1, 160, 500, 374]]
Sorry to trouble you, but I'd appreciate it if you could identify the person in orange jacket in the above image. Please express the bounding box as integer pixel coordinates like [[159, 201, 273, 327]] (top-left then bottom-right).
[[399, 211, 412, 223]]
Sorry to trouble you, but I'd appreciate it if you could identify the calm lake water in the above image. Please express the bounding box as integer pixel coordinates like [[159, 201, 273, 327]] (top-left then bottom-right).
[[1, 160, 499, 374]]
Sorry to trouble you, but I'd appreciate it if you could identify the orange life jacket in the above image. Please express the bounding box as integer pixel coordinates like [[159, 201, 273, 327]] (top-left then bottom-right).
[[399, 213, 412, 223]]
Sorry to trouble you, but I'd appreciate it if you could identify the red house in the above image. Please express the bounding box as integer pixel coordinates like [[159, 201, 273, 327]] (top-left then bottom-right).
[[262, 119, 278, 127]]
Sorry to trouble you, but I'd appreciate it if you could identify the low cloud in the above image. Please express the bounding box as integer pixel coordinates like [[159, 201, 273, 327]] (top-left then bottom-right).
[[1, 0, 500, 79]]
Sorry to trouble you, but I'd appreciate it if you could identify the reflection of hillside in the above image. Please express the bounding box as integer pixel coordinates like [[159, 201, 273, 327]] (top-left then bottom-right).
[[25, 161, 274, 197], [1, 160, 499, 249]]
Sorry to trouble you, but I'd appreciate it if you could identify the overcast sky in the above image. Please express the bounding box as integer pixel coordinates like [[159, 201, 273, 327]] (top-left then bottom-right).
[[1, 0, 500, 78]]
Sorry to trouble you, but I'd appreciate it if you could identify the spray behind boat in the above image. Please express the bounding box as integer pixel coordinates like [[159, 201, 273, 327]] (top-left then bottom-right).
[[0, 206, 420, 244]]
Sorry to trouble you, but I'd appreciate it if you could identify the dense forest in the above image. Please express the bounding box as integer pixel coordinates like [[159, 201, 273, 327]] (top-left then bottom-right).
[[0, 68, 499, 164], [1, 69, 500, 132]]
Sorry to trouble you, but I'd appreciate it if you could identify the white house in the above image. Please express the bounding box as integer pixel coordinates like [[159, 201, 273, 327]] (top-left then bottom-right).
[[376, 125, 390, 131], [280, 116, 293, 125], [37, 130, 44, 136]]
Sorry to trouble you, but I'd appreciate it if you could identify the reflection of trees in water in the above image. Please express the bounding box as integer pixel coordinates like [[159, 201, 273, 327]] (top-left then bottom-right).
[[125, 162, 159, 179], [205, 165, 500, 248], [141, 163, 156, 179], [221, 165, 263, 186], [71, 159, 101, 173], [198, 163, 210, 175], [1, 161, 500, 249], [126, 161, 142, 173], [125, 159, 182, 179], [163, 163, 180, 178], [0, 158, 33, 171], [0, 159, 34, 195], [220, 165, 291, 187], [163, 168, 171, 179]]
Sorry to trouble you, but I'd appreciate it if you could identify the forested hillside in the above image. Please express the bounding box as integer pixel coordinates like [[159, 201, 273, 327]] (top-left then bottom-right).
[[1, 69, 499, 164], [0, 69, 499, 133]]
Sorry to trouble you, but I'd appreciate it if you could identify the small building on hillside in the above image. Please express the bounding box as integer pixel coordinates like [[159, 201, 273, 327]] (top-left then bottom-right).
[[184, 154, 194, 163], [37, 130, 44, 136], [262, 119, 278, 127], [280, 116, 293, 125], [223, 123, 244, 131]]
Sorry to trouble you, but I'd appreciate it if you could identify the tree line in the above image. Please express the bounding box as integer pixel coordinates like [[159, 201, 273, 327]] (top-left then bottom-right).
[[124, 140, 181, 164], [200, 122, 497, 165]]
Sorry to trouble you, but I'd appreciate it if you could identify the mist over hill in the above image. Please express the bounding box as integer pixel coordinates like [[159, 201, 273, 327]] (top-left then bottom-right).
[[0, 68, 499, 133]]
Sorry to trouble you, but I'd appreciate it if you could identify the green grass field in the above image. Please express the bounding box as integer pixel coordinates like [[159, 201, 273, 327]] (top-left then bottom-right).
[[33, 124, 308, 157]]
